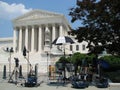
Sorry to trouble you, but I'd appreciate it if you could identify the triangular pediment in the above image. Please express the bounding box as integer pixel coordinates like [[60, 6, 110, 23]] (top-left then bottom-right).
[[13, 9, 63, 21]]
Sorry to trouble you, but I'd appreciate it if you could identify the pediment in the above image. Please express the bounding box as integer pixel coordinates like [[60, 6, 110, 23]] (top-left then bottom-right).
[[13, 10, 63, 21]]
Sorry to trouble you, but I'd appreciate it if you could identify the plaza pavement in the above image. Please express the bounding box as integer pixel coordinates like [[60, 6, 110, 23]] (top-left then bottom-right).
[[0, 72, 109, 90], [0, 82, 109, 90]]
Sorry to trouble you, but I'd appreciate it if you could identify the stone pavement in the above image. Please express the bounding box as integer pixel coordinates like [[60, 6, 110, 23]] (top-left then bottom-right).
[[0, 82, 109, 90], [0, 72, 109, 90]]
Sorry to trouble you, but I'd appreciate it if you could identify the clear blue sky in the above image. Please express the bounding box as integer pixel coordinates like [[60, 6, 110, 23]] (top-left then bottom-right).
[[0, 0, 80, 38]]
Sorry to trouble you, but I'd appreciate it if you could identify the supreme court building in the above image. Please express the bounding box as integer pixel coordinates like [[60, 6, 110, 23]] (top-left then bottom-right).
[[10, 9, 74, 72], [0, 9, 89, 73], [5, 9, 88, 73], [12, 10, 70, 53]]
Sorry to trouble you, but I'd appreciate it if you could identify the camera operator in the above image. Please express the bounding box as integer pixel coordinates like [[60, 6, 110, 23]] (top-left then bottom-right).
[[14, 58, 19, 67]]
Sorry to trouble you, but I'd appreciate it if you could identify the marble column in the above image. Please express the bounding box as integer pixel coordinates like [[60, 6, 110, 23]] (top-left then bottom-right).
[[13, 27, 17, 52], [31, 26, 34, 52], [19, 27, 22, 52], [25, 26, 28, 50], [45, 25, 49, 45], [52, 24, 56, 41], [59, 24, 63, 36], [38, 25, 42, 52], [52, 24, 56, 48]]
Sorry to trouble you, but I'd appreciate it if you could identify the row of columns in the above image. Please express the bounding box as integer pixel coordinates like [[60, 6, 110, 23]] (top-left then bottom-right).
[[13, 24, 64, 53]]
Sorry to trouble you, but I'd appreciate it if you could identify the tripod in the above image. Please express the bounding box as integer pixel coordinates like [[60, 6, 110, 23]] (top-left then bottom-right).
[[8, 58, 19, 84]]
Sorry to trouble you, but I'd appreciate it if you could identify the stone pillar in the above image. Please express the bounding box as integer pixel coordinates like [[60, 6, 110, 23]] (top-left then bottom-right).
[[52, 25, 56, 48], [19, 27, 22, 52], [59, 24, 63, 36], [31, 26, 34, 52], [38, 25, 42, 52], [52, 24, 56, 41], [13, 27, 17, 52], [25, 26, 28, 50]]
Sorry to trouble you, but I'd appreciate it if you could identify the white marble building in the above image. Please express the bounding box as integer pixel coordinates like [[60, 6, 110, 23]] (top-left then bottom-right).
[[0, 9, 89, 73], [12, 9, 71, 53]]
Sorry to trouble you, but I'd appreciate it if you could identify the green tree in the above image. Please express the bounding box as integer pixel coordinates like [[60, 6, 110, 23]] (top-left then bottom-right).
[[56, 56, 69, 70], [70, 52, 87, 75], [69, 0, 120, 55]]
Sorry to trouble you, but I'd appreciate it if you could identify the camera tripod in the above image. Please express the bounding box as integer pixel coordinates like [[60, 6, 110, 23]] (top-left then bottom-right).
[[8, 58, 19, 84]]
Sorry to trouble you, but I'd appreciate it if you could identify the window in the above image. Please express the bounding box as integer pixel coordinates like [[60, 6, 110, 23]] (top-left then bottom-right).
[[82, 44, 86, 51], [70, 45, 72, 51], [76, 45, 79, 51]]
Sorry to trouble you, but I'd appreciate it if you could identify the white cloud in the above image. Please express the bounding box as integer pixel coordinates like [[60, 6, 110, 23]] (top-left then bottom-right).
[[0, 1, 32, 20]]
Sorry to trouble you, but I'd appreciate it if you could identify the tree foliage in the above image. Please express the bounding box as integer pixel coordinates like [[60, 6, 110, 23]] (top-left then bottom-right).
[[69, 0, 120, 55], [71, 52, 85, 64]]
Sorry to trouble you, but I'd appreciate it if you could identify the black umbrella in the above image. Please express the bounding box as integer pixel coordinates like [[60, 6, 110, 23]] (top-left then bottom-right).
[[52, 36, 74, 45], [52, 36, 74, 55]]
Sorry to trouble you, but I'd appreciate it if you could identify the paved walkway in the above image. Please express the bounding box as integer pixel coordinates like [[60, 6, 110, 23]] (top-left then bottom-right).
[[0, 72, 109, 90], [0, 80, 109, 90]]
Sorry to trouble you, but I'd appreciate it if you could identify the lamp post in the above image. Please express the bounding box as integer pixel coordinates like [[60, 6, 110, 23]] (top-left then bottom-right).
[[23, 46, 30, 77], [47, 52, 49, 76], [45, 51, 49, 79], [44, 47, 51, 83]]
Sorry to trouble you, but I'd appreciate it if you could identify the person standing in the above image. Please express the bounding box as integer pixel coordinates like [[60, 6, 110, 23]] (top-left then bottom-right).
[[92, 56, 98, 73], [81, 57, 88, 74]]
